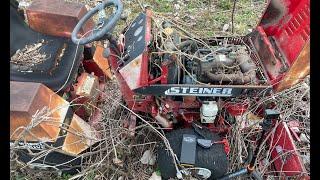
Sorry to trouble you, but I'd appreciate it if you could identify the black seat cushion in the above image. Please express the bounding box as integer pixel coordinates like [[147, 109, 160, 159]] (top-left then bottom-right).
[[10, 4, 83, 91]]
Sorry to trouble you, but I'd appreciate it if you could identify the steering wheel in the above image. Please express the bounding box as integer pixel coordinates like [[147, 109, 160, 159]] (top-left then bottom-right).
[[71, 0, 123, 45]]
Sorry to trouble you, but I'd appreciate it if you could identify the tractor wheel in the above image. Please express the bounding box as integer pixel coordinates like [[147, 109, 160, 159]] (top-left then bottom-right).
[[157, 128, 229, 179]]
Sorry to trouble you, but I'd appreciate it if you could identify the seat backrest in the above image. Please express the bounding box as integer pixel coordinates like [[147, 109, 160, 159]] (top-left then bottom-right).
[[10, 3, 41, 56]]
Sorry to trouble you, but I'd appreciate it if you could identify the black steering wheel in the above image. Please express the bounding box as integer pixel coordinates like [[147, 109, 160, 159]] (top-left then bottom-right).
[[71, 0, 123, 45]]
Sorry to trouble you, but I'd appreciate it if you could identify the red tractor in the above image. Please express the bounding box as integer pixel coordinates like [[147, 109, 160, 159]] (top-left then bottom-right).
[[10, 0, 309, 179]]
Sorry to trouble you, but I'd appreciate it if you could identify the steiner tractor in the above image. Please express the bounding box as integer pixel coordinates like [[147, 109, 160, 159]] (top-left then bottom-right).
[[10, 0, 309, 179]]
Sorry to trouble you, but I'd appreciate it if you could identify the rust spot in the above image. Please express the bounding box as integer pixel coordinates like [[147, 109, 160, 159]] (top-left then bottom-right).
[[119, 55, 143, 90], [26, 0, 94, 38], [49, 43, 67, 75], [62, 114, 98, 155], [10, 81, 69, 141], [275, 41, 309, 92], [93, 45, 112, 79], [74, 72, 99, 98], [132, 59, 140, 67]]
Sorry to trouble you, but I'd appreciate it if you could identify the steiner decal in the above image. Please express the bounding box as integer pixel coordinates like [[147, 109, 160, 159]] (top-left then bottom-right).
[[164, 87, 233, 96], [10, 142, 46, 150]]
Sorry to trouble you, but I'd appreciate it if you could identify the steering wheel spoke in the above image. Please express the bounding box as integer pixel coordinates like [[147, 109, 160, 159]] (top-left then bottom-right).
[[71, 0, 123, 45]]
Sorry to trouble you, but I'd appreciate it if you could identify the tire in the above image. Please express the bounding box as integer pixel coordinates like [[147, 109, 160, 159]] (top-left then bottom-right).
[[157, 128, 229, 179]]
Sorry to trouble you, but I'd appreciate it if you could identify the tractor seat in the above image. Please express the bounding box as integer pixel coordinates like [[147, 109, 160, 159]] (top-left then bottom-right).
[[10, 4, 83, 91]]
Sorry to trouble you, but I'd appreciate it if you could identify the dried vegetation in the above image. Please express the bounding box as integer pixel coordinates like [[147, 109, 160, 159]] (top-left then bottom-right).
[[11, 0, 309, 179]]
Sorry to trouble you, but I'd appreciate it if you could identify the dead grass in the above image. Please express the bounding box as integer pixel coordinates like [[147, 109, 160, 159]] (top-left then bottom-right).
[[10, 39, 49, 72], [11, 0, 309, 180]]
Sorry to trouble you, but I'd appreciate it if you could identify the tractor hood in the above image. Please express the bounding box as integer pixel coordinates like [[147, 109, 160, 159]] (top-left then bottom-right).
[[253, 0, 310, 90]]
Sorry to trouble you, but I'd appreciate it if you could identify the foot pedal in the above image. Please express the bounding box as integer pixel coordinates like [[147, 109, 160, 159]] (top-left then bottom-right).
[[180, 134, 197, 166], [197, 139, 212, 148]]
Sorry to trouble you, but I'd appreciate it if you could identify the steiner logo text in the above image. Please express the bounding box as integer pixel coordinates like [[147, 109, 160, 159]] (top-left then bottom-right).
[[164, 87, 233, 96]]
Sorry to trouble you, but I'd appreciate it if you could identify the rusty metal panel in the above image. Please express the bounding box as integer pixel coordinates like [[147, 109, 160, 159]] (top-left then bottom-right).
[[26, 0, 94, 38], [93, 45, 113, 79], [74, 72, 99, 98], [251, 27, 285, 83], [119, 55, 143, 90], [275, 41, 309, 92], [10, 81, 69, 142], [62, 114, 97, 155], [72, 73, 100, 119]]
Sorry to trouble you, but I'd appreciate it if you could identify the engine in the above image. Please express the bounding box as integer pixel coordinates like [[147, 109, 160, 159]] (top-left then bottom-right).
[[150, 23, 258, 87], [111, 14, 270, 130]]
